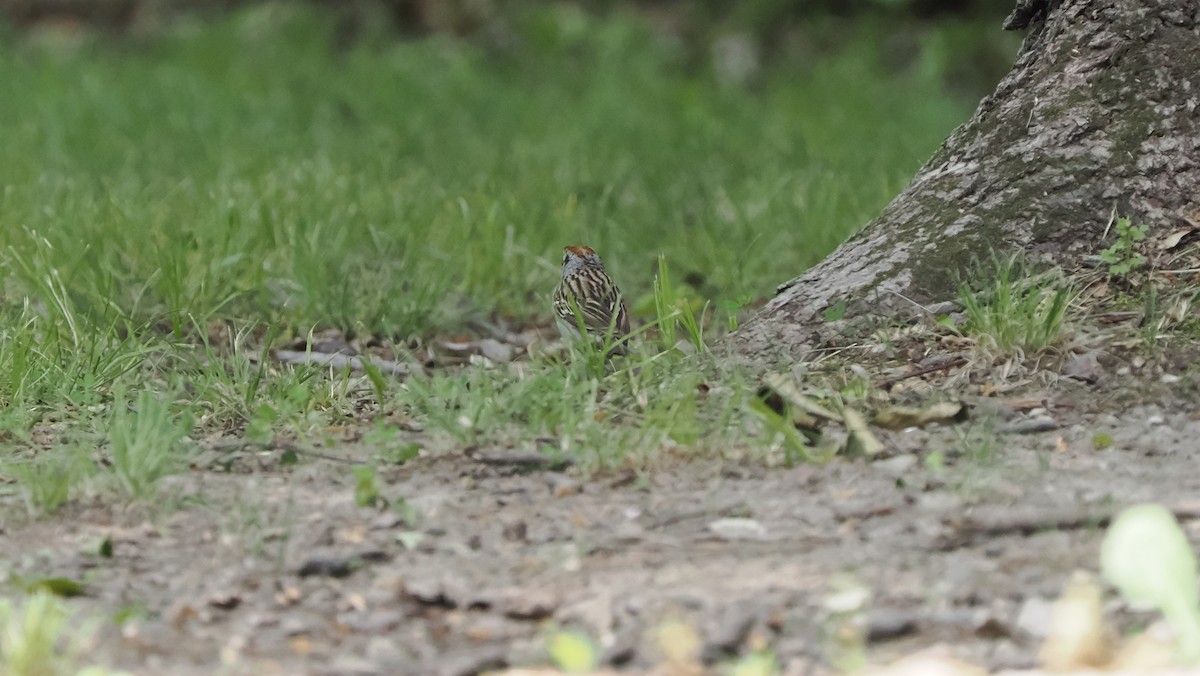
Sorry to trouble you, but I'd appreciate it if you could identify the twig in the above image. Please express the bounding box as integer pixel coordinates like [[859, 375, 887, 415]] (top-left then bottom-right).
[[937, 502, 1200, 550], [997, 417, 1058, 434], [886, 290, 940, 317], [880, 356, 967, 389], [272, 350, 415, 377], [466, 448, 573, 470], [209, 440, 358, 464]]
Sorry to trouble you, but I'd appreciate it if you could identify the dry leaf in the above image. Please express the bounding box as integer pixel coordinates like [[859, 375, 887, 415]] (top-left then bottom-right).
[[1038, 570, 1112, 671], [871, 402, 967, 430], [656, 618, 703, 671], [843, 408, 884, 456], [863, 647, 987, 676], [1108, 621, 1178, 672], [1158, 228, 1195, 250], [762, 374, 842, 424]]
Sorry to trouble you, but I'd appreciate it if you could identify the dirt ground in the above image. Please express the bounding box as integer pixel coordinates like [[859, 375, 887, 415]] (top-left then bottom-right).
[[3, 364, 1199, 675]]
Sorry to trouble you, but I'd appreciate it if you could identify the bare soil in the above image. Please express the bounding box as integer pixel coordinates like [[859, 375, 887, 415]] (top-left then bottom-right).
[[3, 364, 1199, 675]]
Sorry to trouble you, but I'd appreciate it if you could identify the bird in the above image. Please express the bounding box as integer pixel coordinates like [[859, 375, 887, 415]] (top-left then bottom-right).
[[553, 245, 631, 355]]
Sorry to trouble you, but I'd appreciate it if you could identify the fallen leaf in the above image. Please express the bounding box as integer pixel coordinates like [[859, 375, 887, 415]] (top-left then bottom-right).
[[871, 402, 967, 429], [843, 408, 884, 456], [1038, 570, 1112, 670], [290, 637, 312, 655], [1109, 621, 1178, 671], [656, 618, 703, 671], [862, 647, 987, 676], [761, 373, 842, 424], [23, 576, 86, 598], [1158, 227, 1196, 250]]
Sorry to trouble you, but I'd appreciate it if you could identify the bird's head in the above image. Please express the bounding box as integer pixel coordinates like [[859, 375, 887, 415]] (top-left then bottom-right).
[[562, 245, 603, 275]]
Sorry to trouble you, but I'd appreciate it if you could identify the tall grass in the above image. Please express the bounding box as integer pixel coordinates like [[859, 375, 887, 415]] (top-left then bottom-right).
[[0, 6, 972, 338]]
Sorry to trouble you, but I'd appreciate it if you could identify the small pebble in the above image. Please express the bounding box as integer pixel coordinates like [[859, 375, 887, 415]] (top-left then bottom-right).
[[707, 518, 767, 541], [1015, 596, 1054, 638]]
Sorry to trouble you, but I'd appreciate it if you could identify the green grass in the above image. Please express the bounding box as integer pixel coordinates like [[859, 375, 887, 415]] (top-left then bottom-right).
[[0, 592, 98, 676], [107, 389, 194, 499], [957, 254, 1075, 357], [0, 4, 986, 504]]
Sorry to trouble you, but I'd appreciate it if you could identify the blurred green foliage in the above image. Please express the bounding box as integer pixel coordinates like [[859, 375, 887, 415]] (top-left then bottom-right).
[[0, 2, 993, 338], [0, 0, 1019, 493]]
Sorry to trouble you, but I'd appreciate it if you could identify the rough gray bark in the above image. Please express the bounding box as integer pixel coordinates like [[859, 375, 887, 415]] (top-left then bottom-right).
[[732, 0, 1200, 363]]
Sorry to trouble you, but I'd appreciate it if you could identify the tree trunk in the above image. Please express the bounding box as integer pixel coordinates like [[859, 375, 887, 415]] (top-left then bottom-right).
[[731, 0, 1200, 363]]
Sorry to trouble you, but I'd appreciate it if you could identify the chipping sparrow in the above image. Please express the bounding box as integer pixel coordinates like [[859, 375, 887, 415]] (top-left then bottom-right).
[[553, 245, 631, 355]]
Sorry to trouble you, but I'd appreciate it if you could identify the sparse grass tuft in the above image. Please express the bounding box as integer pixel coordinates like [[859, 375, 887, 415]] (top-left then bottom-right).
[[958, 253, 1074, 357], [395, 351, 774, 470], [652, 255, 709, 353], [4, 445, 92, 514], [0, 592, 91, 676], [107, 389, 194, 499]]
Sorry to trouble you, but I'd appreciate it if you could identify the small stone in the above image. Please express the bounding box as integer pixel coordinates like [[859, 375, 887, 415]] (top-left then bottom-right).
[[703, 601, 760, 660], [998, 417, 1058, 434], [1015, 596, 1055, 638], [866, 609, 919, 642], [707, 518, 767, 541], [1062, 351, 1103, 383], [873, 454, 918, 478], [327, 654, 382, 676], [432, 648, 506, 676], [282, 616, 317, 636], [297, 557, 353, 578], [207, 593, 241, 610], [501, 521, 527, 542], [476, 338, 514, 363], [974, 613, 1012, 639], [491, 587, 559, 620]]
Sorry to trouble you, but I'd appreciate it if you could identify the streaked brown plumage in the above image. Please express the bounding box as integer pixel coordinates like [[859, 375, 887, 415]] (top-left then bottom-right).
[[553, 245, 630, 355]]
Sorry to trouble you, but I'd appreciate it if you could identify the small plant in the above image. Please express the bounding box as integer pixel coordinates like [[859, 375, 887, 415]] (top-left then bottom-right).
[[958, 253, 1073, 355], [364, 422, 421, 465], [353, 465, 382, 508], [653, 255, 709, 352], [1099, 216, 1149, 277], [1102, 504, 1200, 663], [0, 593, 83, 676], [108, 389, 194, 499], [821, 576, 870, 674], [717, 293, 753, 331], [5, 446, 92, 514], [558, 292, 635, 376], [724, 649, 780, 676], [823, 298, 847, 322], [544, 628, 599, 674]]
